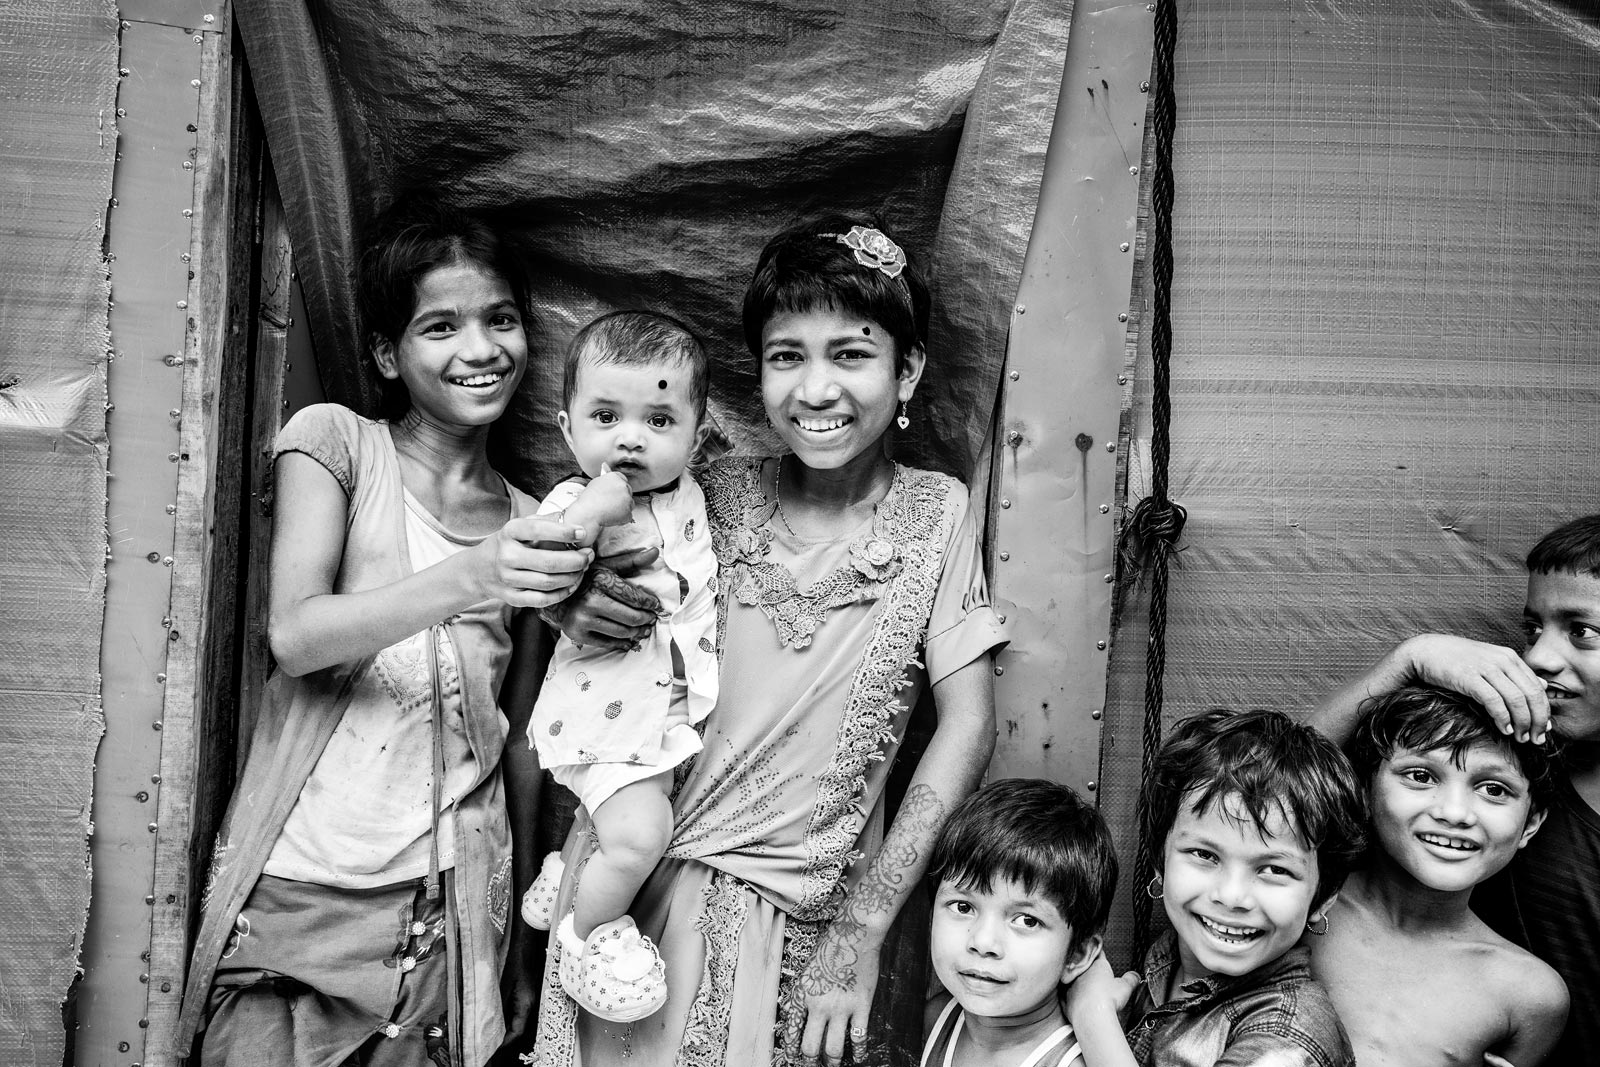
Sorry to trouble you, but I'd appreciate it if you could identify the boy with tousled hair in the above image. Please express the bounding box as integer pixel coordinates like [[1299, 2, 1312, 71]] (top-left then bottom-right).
[[923, 778, 1119, 1067], [1315, 514, 1600, 1067], [1066, 709, 1364, 1067], [1309, 685, 1567, 1066]]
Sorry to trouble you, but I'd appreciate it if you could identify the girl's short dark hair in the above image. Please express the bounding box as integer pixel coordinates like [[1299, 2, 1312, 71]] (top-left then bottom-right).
[[1345, 684, 1558, 813], [928, 778, 1119, 956], [741, 214, 930, 369], [1143, 709, 1366, 911], [1527, 514, 1600, 578], [356, 195, 533, 419]]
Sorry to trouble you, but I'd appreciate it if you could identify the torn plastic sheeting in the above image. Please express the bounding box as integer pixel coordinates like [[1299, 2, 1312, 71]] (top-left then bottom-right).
[[0, 0, 117, 1064], [236, 0, 1073, 485]]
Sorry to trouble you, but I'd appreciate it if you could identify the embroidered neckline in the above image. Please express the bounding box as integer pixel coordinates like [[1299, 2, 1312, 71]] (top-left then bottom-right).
[[711, 459, 910, 648]]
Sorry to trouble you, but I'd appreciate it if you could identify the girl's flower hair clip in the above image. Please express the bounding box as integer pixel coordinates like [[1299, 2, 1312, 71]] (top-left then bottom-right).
[[821, 225, 907, 280]]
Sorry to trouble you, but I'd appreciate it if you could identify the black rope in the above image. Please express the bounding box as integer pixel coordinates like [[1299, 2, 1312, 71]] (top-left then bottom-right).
[[1129, 0, 1184, 966]]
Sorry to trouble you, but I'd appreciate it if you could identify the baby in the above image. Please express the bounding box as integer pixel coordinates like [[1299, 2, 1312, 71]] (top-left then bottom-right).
[[520, 310, 717, 1023], [923, 778, 1119, 1067]]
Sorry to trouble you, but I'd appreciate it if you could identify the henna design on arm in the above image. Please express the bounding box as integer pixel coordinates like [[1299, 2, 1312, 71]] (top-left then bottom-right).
[[799, 783, 947, 997]]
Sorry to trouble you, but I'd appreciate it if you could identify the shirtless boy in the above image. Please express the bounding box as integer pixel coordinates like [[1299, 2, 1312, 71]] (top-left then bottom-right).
[[1308, 685, 1566, 1066], [1313, 514, 1600, 1067]]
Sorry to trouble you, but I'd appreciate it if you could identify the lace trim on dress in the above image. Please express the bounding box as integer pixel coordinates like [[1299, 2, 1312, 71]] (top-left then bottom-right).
[[774, 916, 824, 1067], [701, 457, 959, 920], [705, 458, 920, 651], [680, 871, 751, 1067]]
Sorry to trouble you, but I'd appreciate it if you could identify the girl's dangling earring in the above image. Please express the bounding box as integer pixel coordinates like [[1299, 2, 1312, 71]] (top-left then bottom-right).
[[1145, 874, 1164, 900], [896, 400, 910, 431], [1306, 912, 1330, 936]]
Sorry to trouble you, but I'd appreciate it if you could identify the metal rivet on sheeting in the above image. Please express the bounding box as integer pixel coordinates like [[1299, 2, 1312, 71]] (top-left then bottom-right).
[[190, 79, 200, 88], [999, 551, 1010, 561], [1015, 304, 1026, 315], [997, 615, 1007, 624], [152, 774, 161, 784], [1008, 371, 1019, 381], [169, 409, 180, 417], [1104, 574, 1114, 583], [146, 552, 160, 563], [156, 674, 166, 683], [152, 720, 162, 730], [1118, 375, 1128, 385], [1119, 242, 1130, 252], [1087, 781, 1097, 792], [165, 354, 181, 366], [145, 895, 154, 905], [135, 792, 148, 802], [1130, 166, 1139, 175], [1099, 504, 1111, 514], [1007, 431, 1023, 446], [176, 300, 188, 308], [993, 666, 1004, 676], [182, 161, 193, 170], [163, 556, 174, 566], [193, 35, 203, 43], [1140, 81, 1150, 92], [180, 253, 190, 262], [203, 13, 215, 22], [1105, 441, 1116, 453], [166, 504, 177, 514], [118, 1042, 130, 1053], [119, 68, 129, 76], [1118, 312, 1128, 322], [168, 453, 180, 462], [168, 630, 179, 642], [181, 209, 192, 217], [139, 972, 150, 983], [161, 981, 172, 992], [1096, 640, 1107, 650], [1000, 499, 1011, 509], [121, 19, 130, 27], [1091, 709, 1103, 720], [116, 108, 126, 117]]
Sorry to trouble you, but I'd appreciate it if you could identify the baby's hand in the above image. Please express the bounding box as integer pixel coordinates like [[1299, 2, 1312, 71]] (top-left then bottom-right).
[[560, 468, 634, 541]]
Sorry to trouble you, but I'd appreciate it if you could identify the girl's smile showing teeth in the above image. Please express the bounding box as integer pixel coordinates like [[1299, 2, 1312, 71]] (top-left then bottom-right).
[[1197, 916, 1263, 944], [793, 415, 851, 433], [450, 371, 507, 387], [1417, 831, 1478, 853]]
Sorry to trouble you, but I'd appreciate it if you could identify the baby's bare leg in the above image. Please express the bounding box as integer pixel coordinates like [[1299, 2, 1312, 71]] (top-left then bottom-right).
[[572, 773, 674, 939]]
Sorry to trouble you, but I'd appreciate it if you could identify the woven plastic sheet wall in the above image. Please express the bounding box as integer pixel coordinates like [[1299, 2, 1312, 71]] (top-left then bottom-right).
[[0, 1, 117, 1061], [236, 0, 1074, 489], [1102, 0, 1600, 957]]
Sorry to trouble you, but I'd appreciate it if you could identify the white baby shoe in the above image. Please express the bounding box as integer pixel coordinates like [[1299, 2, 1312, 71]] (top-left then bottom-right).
[[519, 852, 564, 931], [556, 913, 668, 1023]]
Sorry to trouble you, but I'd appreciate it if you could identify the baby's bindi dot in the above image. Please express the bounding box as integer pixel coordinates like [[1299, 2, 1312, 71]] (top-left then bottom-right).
[[659, 379, 668, 390], [862, 326, 871, 335]]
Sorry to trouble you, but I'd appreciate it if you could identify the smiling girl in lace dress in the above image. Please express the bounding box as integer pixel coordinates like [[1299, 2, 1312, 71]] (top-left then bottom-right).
[[528, 218, 1007, 1067]]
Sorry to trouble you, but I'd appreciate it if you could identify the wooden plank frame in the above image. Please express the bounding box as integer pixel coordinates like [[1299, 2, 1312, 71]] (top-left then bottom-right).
[[141, 6, 255, 1065]]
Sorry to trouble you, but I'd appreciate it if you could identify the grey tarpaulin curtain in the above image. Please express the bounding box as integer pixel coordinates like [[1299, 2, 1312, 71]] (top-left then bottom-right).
[[234, 0, 1074, 491]]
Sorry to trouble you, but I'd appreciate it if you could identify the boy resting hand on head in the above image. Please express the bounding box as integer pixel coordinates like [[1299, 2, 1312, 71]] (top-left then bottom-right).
[[1307, 684, 1567, 1067], [1313, 514, 1600, 1067]]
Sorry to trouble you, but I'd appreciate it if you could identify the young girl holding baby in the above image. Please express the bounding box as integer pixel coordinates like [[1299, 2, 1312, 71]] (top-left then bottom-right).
[[529, 218, 1007, 1066], [177, 196, 592, 1067]]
